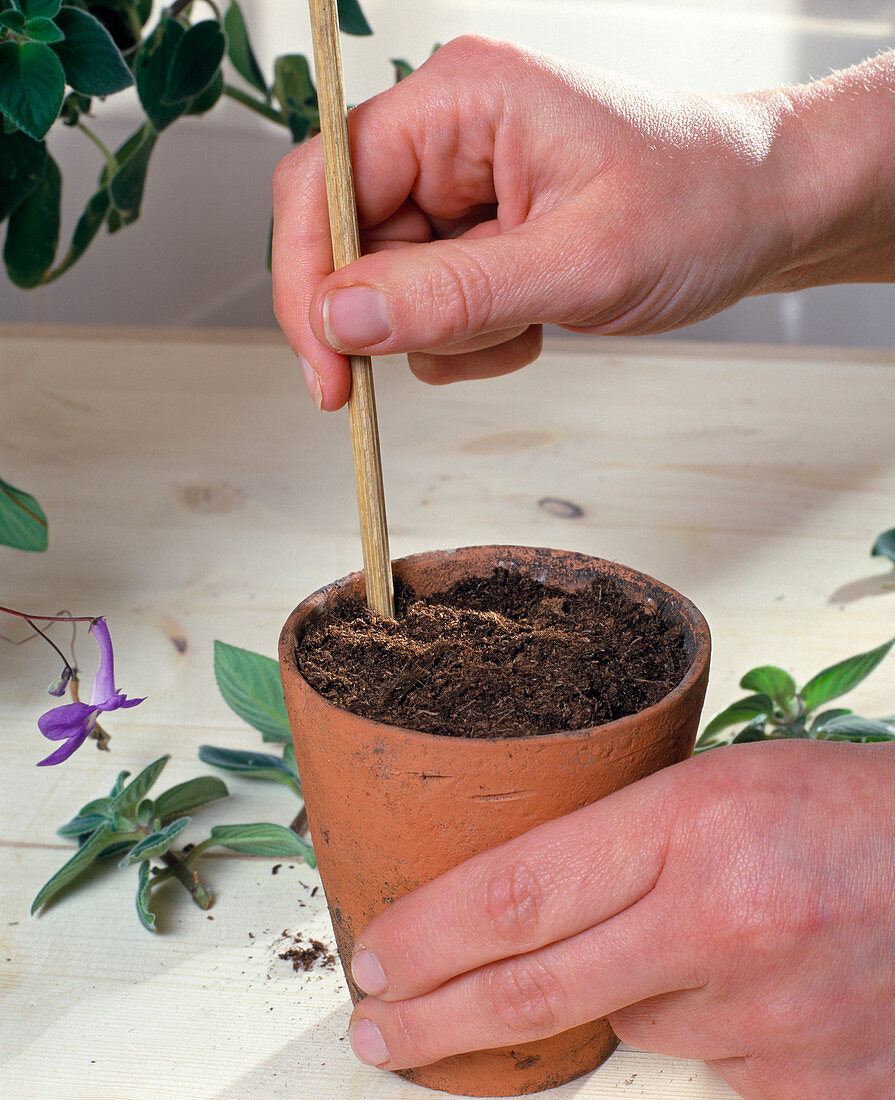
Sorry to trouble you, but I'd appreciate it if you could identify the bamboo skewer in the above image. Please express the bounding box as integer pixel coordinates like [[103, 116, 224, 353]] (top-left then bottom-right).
[[308, 0, 394, 618]]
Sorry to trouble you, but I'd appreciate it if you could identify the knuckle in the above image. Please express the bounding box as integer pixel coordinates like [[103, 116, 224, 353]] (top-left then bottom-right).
[[482, 859, 545, 945], [390, 1000, 436, 1067], [487, 957, 568, 1036]]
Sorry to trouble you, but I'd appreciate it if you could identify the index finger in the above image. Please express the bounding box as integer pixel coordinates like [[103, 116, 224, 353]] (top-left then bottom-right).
[[349, 760, 679, 1002]]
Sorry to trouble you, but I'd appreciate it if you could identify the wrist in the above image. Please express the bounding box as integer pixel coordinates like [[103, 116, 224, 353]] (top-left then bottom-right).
[[756, 53, 895, 290]]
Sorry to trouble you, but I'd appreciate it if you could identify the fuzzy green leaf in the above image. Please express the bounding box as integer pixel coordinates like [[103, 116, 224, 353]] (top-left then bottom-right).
[[134, 13, 187, 131], [135, 859, 156, 931], [223, 0, 266, 95], [697, 694, 773, 741], [0, 474, 48, 550], [0, 39, 64, 140], [113, 755, 170, 817], [871, 527, 895, 565], [739, 666, 797, 708], [163, 19, 225, 103], [43, 185, 109, 282], [51, 6, 132, 96], [337, 0, 372, 36], [23, 16, 64, 44], [153, 775, 229, 821], [56, 811, 108, 838], [107, 123, 155, 224], [3, 144, 59, 285], [197, 744, 300, 791], [391, 58, 413, 82], [272, 54, 317, 143], [0, 11, 27, 33], [32, 821, 113, 912], [813, 714, 895, 741], [800, 637, 895, 714], [184, 67, 222, 116], [119, 816, 190, 867], [213, 640, 290, 742], [281, 739, 300, 783], [210, 822, 315, 865], [21, 0, 61, 18]]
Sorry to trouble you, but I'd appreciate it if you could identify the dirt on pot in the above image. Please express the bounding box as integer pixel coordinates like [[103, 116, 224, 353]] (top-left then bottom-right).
[[295, 567, 688, 738]]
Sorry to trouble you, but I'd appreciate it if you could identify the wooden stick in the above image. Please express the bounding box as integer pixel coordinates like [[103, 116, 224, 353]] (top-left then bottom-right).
[[308, 0, 394, 618]]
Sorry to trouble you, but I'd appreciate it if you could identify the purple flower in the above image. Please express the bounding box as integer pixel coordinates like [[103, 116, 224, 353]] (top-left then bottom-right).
[[37, 617, 144, 766]]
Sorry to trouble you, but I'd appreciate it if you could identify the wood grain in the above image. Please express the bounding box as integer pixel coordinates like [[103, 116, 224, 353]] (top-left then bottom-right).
[[308, 0, 394, 617]]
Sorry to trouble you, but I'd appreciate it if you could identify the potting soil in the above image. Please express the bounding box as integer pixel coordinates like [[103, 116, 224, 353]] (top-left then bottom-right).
[[295, 568, 688, 738]]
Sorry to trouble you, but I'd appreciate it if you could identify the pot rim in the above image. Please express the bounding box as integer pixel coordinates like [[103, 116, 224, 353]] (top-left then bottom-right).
[[279, 544, 711, 747]]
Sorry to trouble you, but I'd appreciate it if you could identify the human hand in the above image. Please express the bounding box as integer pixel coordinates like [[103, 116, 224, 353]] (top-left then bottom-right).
[[272, 35, 799, 410], [344, 739, 895, 1100]]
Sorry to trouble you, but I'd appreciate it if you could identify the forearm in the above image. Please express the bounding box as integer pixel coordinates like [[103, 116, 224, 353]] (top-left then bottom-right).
[[758, 51, 895, 290]]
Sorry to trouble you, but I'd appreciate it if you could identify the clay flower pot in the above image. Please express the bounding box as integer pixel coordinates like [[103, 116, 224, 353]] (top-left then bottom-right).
[[279, 545, 710, 1097]]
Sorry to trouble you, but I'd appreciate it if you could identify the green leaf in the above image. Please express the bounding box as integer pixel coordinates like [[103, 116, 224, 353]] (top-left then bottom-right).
[[0, 39, 64, 140], [51, 7, 132, 96], [42, 185, 109, 281], [281, 739, 300, 783], [119, 816, 190, 866], [273, 54, 317, 143], [23, 16, 64, 44], [163, 19, 225, 103], [223, 0, 266, 96], [210, 822, 315, 866], [0, 127, 46, 221], [391, 58, 413, 83], [3, 144, 59, 285], [134, 13, 188, 131], [113, 755, 170, 817], [184, 67, 222, 116], [135, 859, 156, 931], [213, 640, 291, 742], [739, 665, 797, 708], [697, 694, 773, 741], [197, 744, 300, 791], [0, 474, 48, 550], [871, 527, 895, 565], [813, 714, 895, 742], [337, 0, 372, 36], [21, 0, 61, 18], [153, 775, 229, 821], [59, 88, 89, 125], [0, 10, 26, 33], [800, 637, 895, 714], [56, 810, 109, 837], [32, 821, 113, 912], [107, 122, 155, 224]]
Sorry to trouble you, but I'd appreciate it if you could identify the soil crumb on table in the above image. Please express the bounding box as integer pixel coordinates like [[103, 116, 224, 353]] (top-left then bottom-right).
[[278, 933, 336, 972], [296, 568, 688, 738]]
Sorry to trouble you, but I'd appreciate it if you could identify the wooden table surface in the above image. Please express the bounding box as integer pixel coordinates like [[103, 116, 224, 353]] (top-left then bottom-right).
[[2, 325, 894, 1099]]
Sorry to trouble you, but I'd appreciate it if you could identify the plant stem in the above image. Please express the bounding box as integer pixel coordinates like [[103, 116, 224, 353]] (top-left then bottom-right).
[[159, 849, 212, 909], [223, 84, 285, 126], [76, 122, 115, 169], [0, 606, 95, 623]]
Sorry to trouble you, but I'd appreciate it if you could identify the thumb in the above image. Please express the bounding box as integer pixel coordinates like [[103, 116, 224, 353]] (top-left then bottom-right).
[[311, 216, 610, 357]]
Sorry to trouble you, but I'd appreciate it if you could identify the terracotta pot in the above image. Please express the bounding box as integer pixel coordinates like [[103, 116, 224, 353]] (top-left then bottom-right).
[[279, 545, 710, 1097]]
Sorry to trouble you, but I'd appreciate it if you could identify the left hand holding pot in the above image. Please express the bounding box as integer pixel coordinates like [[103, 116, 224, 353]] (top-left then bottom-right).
[[346, 738, 895, 1100]]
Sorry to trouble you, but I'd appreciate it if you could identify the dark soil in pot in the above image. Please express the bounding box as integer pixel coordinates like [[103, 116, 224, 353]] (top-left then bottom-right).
[[295, 567, 689, 738]]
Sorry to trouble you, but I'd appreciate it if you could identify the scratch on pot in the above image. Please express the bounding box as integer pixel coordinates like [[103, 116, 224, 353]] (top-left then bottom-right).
[[471, 790, 532, 803]]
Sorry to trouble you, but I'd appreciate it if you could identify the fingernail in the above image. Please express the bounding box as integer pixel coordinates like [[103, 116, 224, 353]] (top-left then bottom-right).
[[298, 354, 323, 410], [323, 286, 392, 350], [349, 1018, 390, 1066], [351, 948, 387, 996]]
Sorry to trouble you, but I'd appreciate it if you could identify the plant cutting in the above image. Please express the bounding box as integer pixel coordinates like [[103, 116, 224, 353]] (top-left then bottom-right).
[[279, 543, 712, 1096]]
